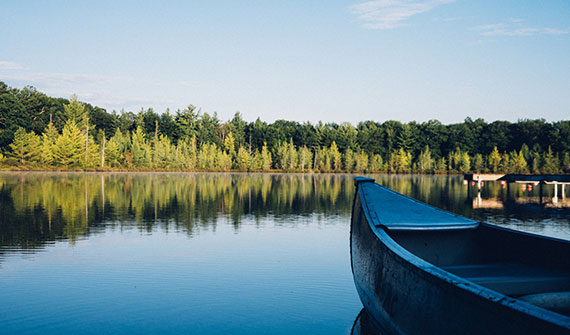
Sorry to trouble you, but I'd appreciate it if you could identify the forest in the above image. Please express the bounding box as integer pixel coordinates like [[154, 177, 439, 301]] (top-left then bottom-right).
[[1, 81, 569, 174]]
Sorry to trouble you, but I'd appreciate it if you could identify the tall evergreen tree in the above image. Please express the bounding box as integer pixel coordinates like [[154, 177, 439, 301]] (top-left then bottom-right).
[[511, 150, 528, 174], [542, 146, 560, 174], [417, 145, 433, 173], [260, 142, 272, 171], [224, 132, 236, 158], [298, 146, 312, 171], [459, 152, 470, 173], [473, 154, 484, 173], [344, 149, 355, 172], [41, 121, 59, 166], [488, 146, 501, 173], [236, 146, 251, 171], [531, 151, 541, 174], [64, 95, 87, 126], [9, 127, 32, 165], [131, 126, 150, 167], [53, 120, 83, 167], [330, 141, 342, 171], [354, 150, 369, 173], [500, 153, 510, 173], [370, 154, 384, 172], [392, 148, 412, 173]]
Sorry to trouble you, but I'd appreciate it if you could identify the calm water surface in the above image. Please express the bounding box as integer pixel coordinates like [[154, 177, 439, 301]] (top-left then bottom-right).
[[0, 172, 569, 334]]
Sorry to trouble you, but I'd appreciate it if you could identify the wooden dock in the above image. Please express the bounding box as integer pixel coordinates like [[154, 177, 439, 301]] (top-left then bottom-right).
[[464, 174, 504, 182], [472, 196, 570, 209], [497, 174, 570, 185], [465, 173, 569, 204], [465, 173, 570, 184]]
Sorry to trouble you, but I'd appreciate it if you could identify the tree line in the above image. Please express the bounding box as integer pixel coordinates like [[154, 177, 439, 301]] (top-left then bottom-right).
[[1, 81, 569, 173]]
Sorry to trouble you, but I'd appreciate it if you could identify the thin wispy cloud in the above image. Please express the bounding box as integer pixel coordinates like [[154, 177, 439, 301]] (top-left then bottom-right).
[[0, 61, 27, 71], [351, 0, 455, 30], [1, 71, 131, 88], [0, 62, 185, 111], [441, 16, 461, 22], [474, 20, 569, 37]]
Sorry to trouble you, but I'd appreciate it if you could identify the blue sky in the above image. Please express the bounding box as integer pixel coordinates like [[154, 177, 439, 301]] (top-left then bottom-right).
[[1, 0, 568, 124]]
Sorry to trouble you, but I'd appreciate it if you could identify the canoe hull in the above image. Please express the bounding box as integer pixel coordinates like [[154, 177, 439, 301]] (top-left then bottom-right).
[[350, 184, 570, 335]]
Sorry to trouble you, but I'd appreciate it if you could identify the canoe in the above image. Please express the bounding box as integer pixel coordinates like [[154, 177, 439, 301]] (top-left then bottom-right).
[[350, 177, 570, 334]]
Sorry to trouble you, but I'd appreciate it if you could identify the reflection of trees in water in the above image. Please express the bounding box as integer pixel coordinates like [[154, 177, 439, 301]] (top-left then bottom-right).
[[2, 172, 566, 254], [0, 173, 356, 251]]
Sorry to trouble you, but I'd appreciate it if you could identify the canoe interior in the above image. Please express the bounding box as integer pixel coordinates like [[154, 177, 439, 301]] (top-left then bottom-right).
[[387, 222, 570, 314]]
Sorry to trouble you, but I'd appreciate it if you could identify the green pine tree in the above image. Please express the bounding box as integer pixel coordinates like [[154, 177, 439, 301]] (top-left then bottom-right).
[[488, 147, 501, 173], [298, 146, 312, 171], [41, 121, 59, 166], [236, 146, 251, 171], [531, 151, 541, 174], [370, 154, 384, 172], [418, 145, 433, 173], [64, 94, 87, 126], [287, 139, 298, 170], [223, 132, 236, 158], [392, 148, 411, 173], [53, 120, 83, 167], [354, 150, 369, 173], [330, 141, 342, 171], [500, 153, 510, 173], [459, 152, 471, 173], [131, 126, 150, 168], [344, 149, 355, 172], [473, 154, 484, 173], [511, 150, 528, 174], [542, 146, 560, 174], [436, 157, 447, 174], [9, 127, 30, 165], [260, 142, 272, 171]]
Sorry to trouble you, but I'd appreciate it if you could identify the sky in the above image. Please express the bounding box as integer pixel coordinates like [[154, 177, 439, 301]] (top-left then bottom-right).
[[1, 0, 569, 124]]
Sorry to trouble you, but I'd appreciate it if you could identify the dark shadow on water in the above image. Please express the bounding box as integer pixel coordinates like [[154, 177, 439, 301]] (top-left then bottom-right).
[[351, 308, 395, 335]]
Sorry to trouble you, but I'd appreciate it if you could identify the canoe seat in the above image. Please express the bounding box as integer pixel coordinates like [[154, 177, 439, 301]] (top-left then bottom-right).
[[442, 263, 570, 296], [518, 292, 570, 316]]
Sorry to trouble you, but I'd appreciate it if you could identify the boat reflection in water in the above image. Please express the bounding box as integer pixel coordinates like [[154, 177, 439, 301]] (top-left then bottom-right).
[[351, 309, 387, 335]]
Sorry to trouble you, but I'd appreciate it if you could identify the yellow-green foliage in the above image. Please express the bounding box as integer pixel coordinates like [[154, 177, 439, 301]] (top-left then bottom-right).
[[53, 120, 83, 167], [298, 146, 312, 171], [488, 146, 501, 173], [390, 148, 412, 173], [9, 127, 42, 165], [354, 150, 369, 173], [236, 146, 251, 171], [330, 141, 342, 171]]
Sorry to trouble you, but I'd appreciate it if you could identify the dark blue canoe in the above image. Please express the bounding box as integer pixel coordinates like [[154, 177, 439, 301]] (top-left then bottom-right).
[[351, 177, 570, 334]]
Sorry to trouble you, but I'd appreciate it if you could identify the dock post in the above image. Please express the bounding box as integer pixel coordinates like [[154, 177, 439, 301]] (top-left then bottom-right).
[[553, 182, 558, 204], [477, 175, 482, 191], [563, 184, 566, 199]]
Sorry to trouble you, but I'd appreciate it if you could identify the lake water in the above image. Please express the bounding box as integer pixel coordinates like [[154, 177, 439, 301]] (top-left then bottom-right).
[[0, 172, 569, 334]]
